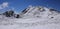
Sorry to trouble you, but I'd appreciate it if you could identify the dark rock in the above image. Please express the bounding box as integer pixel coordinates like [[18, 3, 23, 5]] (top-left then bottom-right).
[[22, 8, 29, 14], [14, 14, 21, 18], [3, 10, 14, 17], [51, 17, 54, 18]]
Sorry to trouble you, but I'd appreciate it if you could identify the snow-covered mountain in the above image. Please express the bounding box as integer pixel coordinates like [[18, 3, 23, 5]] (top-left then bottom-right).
[[21, 5, 60, 19], [0, 5, 60, 29]]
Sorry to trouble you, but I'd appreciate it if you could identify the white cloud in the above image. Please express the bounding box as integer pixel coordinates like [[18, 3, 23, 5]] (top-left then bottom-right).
[[0, 2, 8, 9]]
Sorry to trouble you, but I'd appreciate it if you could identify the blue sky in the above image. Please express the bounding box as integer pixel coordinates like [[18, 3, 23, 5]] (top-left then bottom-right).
[[0, 0, 60, 14]]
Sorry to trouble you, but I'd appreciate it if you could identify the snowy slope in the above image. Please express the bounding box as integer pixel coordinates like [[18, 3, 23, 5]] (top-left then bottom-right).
[[22, 5, 60, 19], [0, 6, 60, 29]]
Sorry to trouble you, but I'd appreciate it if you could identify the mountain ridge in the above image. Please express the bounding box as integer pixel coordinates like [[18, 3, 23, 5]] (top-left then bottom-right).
[[0, 5, 60, 18]]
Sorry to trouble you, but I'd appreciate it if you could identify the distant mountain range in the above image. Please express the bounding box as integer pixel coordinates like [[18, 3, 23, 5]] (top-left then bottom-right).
[[0, 5, 60, 19]]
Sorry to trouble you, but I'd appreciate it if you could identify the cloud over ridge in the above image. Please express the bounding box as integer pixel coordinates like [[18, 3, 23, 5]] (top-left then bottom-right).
[[0, 2, 8, 9]]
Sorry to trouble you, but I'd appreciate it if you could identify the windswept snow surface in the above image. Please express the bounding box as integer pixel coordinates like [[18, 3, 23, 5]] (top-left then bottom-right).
[[0, 6, 60, 29]]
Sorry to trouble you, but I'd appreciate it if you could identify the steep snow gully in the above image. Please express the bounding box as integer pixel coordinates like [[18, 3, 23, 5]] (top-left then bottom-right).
[[0, 5, 60, 29]]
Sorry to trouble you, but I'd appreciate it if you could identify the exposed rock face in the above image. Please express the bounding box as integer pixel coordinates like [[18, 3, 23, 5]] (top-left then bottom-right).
[[3, 10, 14, 17]]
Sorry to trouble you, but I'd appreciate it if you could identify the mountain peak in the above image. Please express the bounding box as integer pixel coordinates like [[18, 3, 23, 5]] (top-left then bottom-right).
[[21, 6, 60, 18]]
